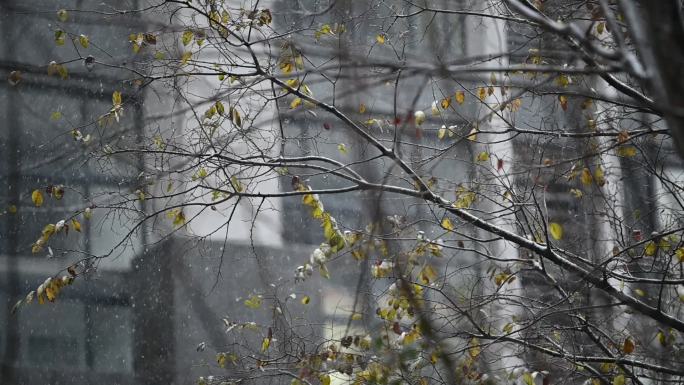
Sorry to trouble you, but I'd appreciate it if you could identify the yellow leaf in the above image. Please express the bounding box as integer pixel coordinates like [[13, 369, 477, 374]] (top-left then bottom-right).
[[440, 97, 451, 109], [301, 295, 310, 305], [644, 241, 657, 256], [42, 224, 56, 238], [196, 167, 208, 180], [216, 353, 227, 368], [468, 338, 481, 358], [495, 272, 514, 286], [112, 90, 122, 106], [280, 60, 293, 74], [215, 101, 225, 115], [57, 9, 68, 22], [55, 30, 66, 46], [44, 278, 60, 302], [45, 285, 58, 302], [441, 218, 454, 231], [455, 91, 465, 105], [523, 373, 534, 385], [617, 146, 637, 157], [401, 329, 418, 345], [595, 166, 605, 187], [53, 185, 64, 200], [302, 193, 317, 208], [581, 168, 593, 186], [71, 219, 82, 232], [204, 105, 217, 120], [570, 188, 583, 199], [467, 127, 478, 141], [181, 51, 192, 65], [337, 143, 347, 155], [51, 111, 62, 120], [438, 126, 447, 140], [454, 188, 476, 209], [597, 22, 605, 34], [351, 312, 363, 321], [56, 64, 68, 80], [231, 175, 244, 192], [182, 30, 194, 46], [32, 190, 44, 207], [376, 34, 386, 44], [233, 109, 242, 127], [556, 74, 570, 87], [549, 222, 563, 240], [8, 205, 17, 214], [285, 78, 299, 88], [359, 103, 366, 113], [431, 101, 440, 116], [420, 264, 438, 284], [559, 95, 568, 111], [623, 337, 635, 354], [613, 375, 625, 385], [600, 362, 614, 373], [79, 34, 89, 48], [510, 98, 522, 112], [317, 24, 332, 38], [244, 294, 262, 309], [675, 247, 684, 263], [414, 110, 426, 126], [476, 151, 490, 162], [290, 97, 302, 109], [430, 350, 440, 364], [320, 374, 331, 385], [478, 87, 487, 101], [172, 209, 186, 227], [261, 337, 271, 352]]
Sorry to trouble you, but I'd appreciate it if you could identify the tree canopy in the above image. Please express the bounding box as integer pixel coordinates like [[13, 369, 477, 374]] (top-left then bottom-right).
[[3, 1, 684, 385]]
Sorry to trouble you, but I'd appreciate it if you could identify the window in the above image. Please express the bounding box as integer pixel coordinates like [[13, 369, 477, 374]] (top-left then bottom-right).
[[89, 305, 134, 373], [654, 166, 684, 229], [7, 276, 134, 373]]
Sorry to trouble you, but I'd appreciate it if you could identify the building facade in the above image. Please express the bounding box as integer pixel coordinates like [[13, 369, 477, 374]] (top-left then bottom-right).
[[1, 1, 682, 385]]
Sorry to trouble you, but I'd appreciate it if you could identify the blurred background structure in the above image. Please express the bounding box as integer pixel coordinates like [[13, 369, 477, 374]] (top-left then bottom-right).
[[1, 1, 682, 385]]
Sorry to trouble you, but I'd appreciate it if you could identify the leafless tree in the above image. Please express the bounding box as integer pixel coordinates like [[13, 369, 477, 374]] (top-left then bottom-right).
[[6, 1, 684, 385]]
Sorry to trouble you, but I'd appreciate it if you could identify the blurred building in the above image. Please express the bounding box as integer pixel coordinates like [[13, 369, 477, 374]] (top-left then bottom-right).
[[2, 1, 681, 385], [0, 1, 147, 383], [1, 1, 485, 384]]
